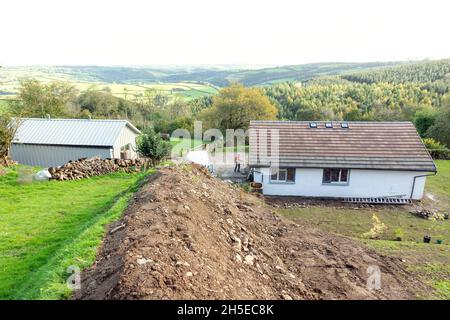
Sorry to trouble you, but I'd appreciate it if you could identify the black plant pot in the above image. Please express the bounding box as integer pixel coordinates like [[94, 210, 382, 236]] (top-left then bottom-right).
[[423, 235, 431, 243]]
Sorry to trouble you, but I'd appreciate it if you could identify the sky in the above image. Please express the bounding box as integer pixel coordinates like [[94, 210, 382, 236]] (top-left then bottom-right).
[[1, 0, 449, 66]]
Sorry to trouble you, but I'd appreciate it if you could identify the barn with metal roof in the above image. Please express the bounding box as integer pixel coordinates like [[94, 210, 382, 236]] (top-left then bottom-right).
[[249, 121, 436, 200], [11, 118, 141, 167]]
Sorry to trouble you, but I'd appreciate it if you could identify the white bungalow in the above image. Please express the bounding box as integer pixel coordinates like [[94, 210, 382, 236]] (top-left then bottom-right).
[[249, 121, 436, 201]]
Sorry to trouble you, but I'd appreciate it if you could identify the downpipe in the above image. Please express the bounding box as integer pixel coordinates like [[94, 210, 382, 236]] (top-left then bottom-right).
[[410, 172, 437, 199]]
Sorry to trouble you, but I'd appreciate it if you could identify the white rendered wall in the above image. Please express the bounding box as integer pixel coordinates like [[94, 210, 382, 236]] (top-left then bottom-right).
[[253, 168, 427, 200], [113, 126, 138, 159]]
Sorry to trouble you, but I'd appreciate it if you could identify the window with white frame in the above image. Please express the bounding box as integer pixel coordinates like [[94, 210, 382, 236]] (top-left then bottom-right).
[[270, 168, 295, 183], [322, 168, 349, 184]]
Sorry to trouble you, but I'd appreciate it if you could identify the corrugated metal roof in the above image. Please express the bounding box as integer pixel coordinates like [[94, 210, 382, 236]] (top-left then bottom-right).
[[13, 118, 141, 147], [249, 121, 436, 172]]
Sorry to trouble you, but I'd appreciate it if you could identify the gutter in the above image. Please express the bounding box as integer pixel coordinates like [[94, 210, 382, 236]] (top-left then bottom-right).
[[410, 171, 437, 199]]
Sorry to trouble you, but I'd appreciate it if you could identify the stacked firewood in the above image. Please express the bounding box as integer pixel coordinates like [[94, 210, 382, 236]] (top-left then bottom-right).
[[48, 157, 148, 181], [0, 156, 17, 167]]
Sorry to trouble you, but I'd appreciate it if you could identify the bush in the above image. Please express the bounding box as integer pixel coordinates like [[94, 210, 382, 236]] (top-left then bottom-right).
[[0, 114, 22, 162], [394, 228, 404, 241], [363, 214, 388, 239], [136, 128, 171, 167], [422, 138, 450, 159], [414, 108, 437, 137], [426, 102, 450, 148]]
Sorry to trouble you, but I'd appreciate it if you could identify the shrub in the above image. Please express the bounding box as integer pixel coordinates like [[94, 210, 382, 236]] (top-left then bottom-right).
[[426, 102, 450, 148], [422, 138, 450, 159], [394, 228, 404, 241], [136, 127, 171, 167], [414, 108, 437, 137], [363, 214, 388, 239]]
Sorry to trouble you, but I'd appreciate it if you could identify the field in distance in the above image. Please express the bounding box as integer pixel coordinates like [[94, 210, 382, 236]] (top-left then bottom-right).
[[0, 65, 222, 101], [0, 61, 409, 101]]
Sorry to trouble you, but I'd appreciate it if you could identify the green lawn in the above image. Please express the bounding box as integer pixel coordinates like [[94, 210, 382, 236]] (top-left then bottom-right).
[[425, 160, 450, 210], [278, 160, 450, 299], [170, 137, 210, 149], [0, 166, 151, 299]]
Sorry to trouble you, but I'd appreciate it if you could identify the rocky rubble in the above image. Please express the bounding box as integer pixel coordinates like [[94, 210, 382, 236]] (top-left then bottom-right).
[[409, 207, 449, 220]]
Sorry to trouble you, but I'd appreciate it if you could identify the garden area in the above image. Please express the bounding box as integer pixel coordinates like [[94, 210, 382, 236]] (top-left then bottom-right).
[[0, 166, 152, 299], [279, 160, 450, 299]]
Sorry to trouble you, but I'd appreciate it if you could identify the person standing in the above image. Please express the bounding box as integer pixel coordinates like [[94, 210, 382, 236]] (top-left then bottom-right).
[[234, 153, 241, 173]]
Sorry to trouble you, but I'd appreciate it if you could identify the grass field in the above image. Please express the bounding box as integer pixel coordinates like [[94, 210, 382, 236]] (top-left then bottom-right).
[[170, 137, 210, 149], [99, 82, 219, 100], [0, 166, 151, 299], [279, 160, 450, 299], [0, 77, 219, 101], [424, 160, 450, 210]]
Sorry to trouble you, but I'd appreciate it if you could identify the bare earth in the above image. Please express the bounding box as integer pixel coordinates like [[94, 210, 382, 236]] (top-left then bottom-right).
[[76, 164, 427, 300]]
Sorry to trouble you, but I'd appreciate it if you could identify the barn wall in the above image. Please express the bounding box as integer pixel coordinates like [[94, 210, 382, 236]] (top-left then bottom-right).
[[254, 168, 427, 200], [113, 126, 138, 159], [11, 144, 112, 167]]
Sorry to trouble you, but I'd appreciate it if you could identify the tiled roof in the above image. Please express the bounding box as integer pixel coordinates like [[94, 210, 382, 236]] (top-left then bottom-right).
[[249, 121, 436, 172]]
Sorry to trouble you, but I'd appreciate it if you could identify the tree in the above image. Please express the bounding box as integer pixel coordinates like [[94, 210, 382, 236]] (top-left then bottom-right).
[[202, 83, 277, 131], [0, 103, 26, 165], [414, 108, 437, 137], [264, 80, 444, 123], [153, 116, 194, 135], [427, 102, 450, 147], [17, 79, 77, 117], [0, 114, 15, 161], [78, 88, 120, 117], [136, 128, 171, 167], [188, 96, 213, 117]]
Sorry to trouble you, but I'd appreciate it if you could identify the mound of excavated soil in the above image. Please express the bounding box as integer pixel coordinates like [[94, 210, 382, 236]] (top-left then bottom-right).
[[76, 164, 425, 300]]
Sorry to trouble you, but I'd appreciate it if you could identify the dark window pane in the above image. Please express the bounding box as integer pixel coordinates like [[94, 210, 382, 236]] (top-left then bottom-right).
[[331, 169, 340, 182], [278, 169, 287, 181], [287, 168, 295, 182], [323, 169, 331, 183], [270, 169, 278, 180], [340, 169, 348, 182]]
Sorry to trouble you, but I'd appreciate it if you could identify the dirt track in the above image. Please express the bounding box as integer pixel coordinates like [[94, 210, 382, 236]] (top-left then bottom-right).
[[75, 164, 426, 300]]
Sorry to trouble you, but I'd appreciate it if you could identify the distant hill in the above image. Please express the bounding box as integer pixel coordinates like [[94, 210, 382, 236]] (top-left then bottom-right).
[[1, 60, 449, 100], [340, 59, 450, 84], [157, 62, 405, 86], [1, 61, 407, 88]]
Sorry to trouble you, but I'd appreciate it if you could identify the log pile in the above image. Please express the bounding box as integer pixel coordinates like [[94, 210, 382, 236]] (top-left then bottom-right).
[[48, 157, 148, 181], [0, 156, 17, 167]]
